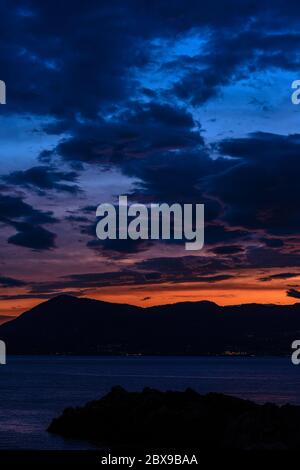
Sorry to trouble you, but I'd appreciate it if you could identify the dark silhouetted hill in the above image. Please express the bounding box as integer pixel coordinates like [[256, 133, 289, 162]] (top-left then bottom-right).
[[0, 295, 300, 354], [48, 386, 300, 450]]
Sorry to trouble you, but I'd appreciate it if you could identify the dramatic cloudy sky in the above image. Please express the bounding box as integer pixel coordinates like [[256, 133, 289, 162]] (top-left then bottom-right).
[[1, 0, 300, 319]]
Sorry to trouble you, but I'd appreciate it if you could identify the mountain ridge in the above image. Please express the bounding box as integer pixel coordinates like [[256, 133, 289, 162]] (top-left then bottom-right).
[[1, 295, 300, 355]]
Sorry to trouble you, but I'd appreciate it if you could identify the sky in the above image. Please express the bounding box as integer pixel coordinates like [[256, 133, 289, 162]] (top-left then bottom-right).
[[1, 0, 300, 319]]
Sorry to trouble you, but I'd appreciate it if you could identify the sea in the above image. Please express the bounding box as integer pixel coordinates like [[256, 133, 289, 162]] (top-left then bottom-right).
[[0, 355, 299, 449]]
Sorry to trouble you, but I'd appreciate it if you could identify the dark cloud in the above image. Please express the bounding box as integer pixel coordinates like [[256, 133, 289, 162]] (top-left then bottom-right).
[[4, 0, 300, 121], [217, 132, 300, 161], [25, 255, 235, 294], [29, 270, 162, 292], [260, 238, 284, 248], [7, 222, 56, 250], [3, 166, 80, 194], [214, 132, 300, 235], [259, 273, 300, 282], [205, 224, 249, 245], [66, 215, 90, 223], [0, 193, 57, 225], [0, 193, 58, 250], [1, 1, 300, 135], [0, 1, 151, 120], [135, 256, 232, 281], [170, 30, 300, 105], [43, 101, 235, 223], [212, 245, 243, 255], [87, 238, 153, 258], [125, 151, 230, 212], [193, 274, 234, 283], [0, 276, 27, 288], [245, 248, 300, 269], [0, 0, 282, 122], [46, 102, 204, 165], [287, 288, 300, 300]]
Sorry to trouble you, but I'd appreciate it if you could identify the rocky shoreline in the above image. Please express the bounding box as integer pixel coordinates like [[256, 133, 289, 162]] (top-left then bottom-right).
[[48, 387, 300, 450]]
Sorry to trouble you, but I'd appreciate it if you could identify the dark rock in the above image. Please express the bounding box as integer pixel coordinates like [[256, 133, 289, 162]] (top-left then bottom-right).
[[48, 387, 300, 449]]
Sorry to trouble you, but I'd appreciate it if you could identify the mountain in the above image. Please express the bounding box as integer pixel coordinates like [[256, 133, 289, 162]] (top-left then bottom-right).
[[0, 295, 300, 355], [0, 315, 16, 325]]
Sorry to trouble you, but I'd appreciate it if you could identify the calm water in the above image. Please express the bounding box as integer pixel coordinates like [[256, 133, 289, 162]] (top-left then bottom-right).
[[0, 355, 300, 449]]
